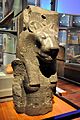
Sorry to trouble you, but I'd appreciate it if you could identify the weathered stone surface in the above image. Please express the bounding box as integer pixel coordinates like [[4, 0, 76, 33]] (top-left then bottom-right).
[[11, 5, 59, 116]]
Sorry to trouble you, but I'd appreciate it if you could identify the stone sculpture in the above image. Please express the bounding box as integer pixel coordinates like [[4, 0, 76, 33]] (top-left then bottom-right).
[[11, 5, 59, 116]]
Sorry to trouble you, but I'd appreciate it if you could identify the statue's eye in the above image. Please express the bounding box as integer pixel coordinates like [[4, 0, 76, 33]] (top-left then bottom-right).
[[42, 35, 46, 39], [35, 40, 42, 49]]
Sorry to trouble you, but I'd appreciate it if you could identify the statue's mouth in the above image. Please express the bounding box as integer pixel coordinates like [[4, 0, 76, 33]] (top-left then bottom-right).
[[38, 52, 53, 61], [37, 49, 59, 62]]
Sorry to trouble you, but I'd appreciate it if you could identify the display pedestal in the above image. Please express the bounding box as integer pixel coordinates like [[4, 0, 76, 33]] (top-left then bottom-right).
[[0, 73, 13, 102], [0, 96, 77, 120]]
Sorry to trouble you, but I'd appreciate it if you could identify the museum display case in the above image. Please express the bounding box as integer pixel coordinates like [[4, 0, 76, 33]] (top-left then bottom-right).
[[3, 34, 16, 66], [58, 13, 80, 84], [64, 27, 80, 84], [58, 29, 67, 46], [66, 31, 80, 64], [0, 0, 3, 20], [0, 33, 16, 66], [59, 13, 72, 27], [72, 15, 80, 27]]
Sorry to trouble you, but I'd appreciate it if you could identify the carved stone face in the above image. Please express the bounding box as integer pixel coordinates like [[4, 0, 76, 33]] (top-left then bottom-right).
[[28, 21, 59, 62]]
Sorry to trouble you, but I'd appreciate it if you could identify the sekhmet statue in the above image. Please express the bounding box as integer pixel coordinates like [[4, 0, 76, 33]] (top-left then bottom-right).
[[11, 5, 59, 116]]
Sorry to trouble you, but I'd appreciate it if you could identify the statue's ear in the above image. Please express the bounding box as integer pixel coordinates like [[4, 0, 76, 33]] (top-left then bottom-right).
[[28, 21, 43, 33]]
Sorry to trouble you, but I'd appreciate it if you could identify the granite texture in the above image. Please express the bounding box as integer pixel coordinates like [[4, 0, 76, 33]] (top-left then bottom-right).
[[11, 5, 59, 116]]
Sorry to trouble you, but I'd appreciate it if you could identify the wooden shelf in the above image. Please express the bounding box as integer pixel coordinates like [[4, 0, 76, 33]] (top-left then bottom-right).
[[59, 26, 80, 30], [65, 63, 80, 71], [59, 27, 68, 30], [0, 29, 17, 36], [0, 11, 14, 28], [0, 96, 76, 120], [64, 63, 80, 84]]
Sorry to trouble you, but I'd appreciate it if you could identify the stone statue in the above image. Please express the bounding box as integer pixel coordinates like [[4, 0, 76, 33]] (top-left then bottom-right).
[[11, 5, 59, 116]]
